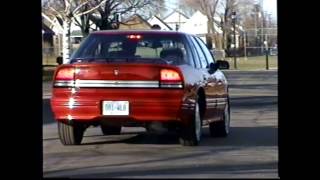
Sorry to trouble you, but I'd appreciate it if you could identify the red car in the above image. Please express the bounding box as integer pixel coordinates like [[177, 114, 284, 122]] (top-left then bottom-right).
[[51, 30, 230, 146]]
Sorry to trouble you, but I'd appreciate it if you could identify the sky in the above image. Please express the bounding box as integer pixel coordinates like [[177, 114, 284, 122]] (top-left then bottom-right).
[[263, 0, 277, 19], [165, 0, 277, 20]]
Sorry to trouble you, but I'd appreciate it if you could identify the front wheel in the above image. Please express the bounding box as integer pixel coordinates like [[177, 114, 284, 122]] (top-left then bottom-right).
[[58, 121, 85, 145], [179, 100, 202, 146], [209, 100, 230, 137]]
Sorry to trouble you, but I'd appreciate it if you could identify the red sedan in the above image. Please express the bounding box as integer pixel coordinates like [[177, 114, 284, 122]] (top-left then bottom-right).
[[51, 30, 230, 146]]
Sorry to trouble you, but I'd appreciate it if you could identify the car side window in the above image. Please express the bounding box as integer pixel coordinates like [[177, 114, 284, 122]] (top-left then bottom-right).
[[190, 36, 208, 69], [186, 35, 201, 68], [194, 37, 215, 64], [181, 36, 196, 67]]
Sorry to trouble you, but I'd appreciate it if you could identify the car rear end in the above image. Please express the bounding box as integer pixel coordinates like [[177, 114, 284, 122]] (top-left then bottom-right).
[[51, 64, 185, 123], [51, 31, 188, 127]]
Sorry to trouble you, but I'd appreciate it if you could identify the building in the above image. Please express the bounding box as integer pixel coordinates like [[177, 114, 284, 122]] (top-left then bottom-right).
[[119, 14, 152, 30], [163, 10, 189, 31]]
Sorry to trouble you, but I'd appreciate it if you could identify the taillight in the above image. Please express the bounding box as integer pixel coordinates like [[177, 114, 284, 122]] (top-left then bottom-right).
[[160, 69, 183, 88], [55, 67, 75, 80], [54, 67, 75, 87]]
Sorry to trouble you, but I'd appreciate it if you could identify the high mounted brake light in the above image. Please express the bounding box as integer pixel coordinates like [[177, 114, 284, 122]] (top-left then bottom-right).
[[160, 69, 183, 88], [127, 35, 142, 39]]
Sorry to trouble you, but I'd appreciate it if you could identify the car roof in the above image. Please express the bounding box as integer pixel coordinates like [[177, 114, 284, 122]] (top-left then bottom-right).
[[91, 29, 190, 36]]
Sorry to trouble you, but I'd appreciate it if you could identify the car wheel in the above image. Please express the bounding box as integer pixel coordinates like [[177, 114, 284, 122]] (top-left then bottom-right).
[[179, 99, 202, 146], [100, 124, 121, 135], [58, 121, 85, 145], [209, 99, 230, 137]]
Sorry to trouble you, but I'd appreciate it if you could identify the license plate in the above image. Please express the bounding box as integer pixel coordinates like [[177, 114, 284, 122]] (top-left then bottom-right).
[[102, 101, 129, 115]]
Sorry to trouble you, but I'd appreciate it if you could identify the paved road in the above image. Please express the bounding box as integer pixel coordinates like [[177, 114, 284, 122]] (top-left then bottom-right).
[[43, 70, 278, 178]]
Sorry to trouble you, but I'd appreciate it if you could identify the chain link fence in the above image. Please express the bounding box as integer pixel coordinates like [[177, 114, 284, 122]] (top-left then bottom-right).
[[222, 27, 277, 70]]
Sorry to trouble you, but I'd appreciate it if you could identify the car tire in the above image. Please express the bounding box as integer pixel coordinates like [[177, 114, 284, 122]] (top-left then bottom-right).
[[209, 99, 230, 137], [179, 99, 202, 146], [100, 124, 121, 135], [58, 121, 85, 145]]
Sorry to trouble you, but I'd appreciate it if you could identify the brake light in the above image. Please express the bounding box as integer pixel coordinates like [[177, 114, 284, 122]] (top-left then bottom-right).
[[160, 69, 183, 88], [160, 69, 181, 81], [55, 67, 75, 81], [127, 35, 142, 39]]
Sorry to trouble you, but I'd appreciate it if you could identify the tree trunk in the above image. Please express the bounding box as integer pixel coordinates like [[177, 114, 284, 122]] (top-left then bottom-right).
[[62, 20, 71, 64], [207, 17, 214, 48]]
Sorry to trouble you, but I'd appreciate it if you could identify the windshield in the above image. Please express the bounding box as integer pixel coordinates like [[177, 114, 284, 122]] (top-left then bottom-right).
[[70, 33, 190, 65]]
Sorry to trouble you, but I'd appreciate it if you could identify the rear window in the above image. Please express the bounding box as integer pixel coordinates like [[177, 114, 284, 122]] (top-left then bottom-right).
[[70, 33, 190, 66]]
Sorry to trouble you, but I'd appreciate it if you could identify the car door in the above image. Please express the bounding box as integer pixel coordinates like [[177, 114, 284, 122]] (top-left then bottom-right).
[[192, 36, 228, 123], [186, 36, 218, 124]]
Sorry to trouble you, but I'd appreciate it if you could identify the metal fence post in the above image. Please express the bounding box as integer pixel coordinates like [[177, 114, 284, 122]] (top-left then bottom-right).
[[266, 47, 269, 70]]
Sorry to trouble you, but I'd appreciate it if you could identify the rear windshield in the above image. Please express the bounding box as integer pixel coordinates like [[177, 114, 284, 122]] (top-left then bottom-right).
[[70, 33, 190, 65]]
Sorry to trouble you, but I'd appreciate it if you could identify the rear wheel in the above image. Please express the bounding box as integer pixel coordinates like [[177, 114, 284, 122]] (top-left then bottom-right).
[[100, 124, 121, 135], [179, 100, 202, 146], [58, 121, 85, 145], [209, 100, 230, 137]]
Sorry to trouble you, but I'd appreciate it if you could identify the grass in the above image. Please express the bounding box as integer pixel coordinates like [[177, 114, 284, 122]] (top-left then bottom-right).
[[42, 67, 56, 82], [43, 55, 58, 66], [225, 55, 278, 70], [42, 55, 58, 81], [42, 55, 278, 82]]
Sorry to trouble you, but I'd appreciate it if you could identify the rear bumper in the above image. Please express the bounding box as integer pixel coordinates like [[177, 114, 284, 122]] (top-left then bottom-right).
[[51, 88, 190, 123]]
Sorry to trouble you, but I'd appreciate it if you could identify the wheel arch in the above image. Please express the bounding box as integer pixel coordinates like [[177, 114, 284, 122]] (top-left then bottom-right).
[[197, 86, 206, 120]]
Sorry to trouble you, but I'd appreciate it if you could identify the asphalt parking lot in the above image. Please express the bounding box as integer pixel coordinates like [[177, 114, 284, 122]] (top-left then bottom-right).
[[42, 70, 278, 178]]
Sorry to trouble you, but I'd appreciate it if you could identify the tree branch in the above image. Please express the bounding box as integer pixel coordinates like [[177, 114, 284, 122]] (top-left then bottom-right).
[[42, 12, 64, 32], [73, 16, 82, 28], [75, 0, 107, 17], [72, 0, 90, 15], [49, 7, 64, 21]]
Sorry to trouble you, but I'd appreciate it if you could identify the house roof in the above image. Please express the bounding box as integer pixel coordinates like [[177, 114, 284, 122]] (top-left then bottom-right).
[[122, 14, 152, 27], [42, 22, 55, 35], [148, 15, 173, 30], [163, 9, 189, 21]]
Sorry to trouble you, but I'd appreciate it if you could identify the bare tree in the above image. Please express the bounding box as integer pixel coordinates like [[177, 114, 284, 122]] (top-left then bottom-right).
[[73, 1, 94, 38], [87, 0, 157, 30], [218, 0, 235, 50], [42, 0, 106, 63], [182, 0, 221, 49]]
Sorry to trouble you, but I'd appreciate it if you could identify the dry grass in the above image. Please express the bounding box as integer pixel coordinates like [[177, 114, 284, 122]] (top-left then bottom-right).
[[42, 55, 278, 82], [42, 66, 56, 81], [225, 55, 278, 70], [42, 55, 59, 66]]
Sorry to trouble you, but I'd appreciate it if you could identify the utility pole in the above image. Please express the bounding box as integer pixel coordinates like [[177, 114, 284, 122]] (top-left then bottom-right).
[[253, 4, 259, 55], [265, 13, 271, 70], [244, 31, 247, 60], [232, 11, 237, 69], [260, 0, 264, 55]]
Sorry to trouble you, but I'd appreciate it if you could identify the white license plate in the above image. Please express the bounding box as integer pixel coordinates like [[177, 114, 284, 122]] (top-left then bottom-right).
[[102, 101, 129, 115]]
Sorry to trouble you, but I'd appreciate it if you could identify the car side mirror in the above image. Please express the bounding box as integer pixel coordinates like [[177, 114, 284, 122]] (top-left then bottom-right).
[[216, 60, 230, 70], [208, 62, 218, 74]]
